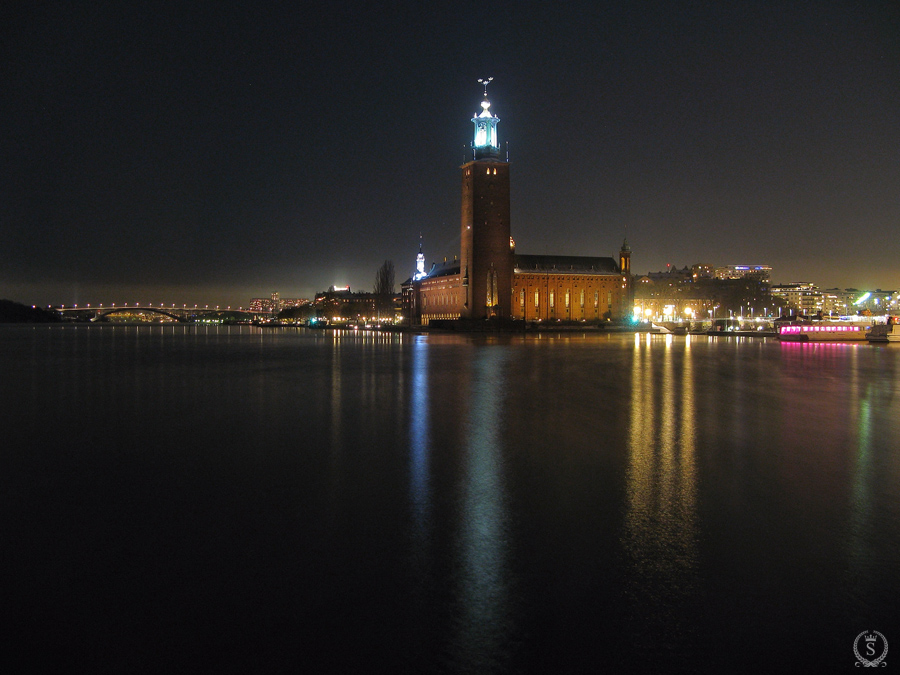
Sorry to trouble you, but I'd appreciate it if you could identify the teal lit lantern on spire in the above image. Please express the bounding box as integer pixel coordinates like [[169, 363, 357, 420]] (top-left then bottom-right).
[[472, 77, 500, 160]]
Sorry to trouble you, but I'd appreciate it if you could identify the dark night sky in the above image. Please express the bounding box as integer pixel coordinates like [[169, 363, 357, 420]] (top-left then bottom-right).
[[3, 1, 899, 307]]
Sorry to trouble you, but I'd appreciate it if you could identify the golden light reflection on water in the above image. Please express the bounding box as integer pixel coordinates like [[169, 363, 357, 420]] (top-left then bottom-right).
[[624, 333, 698, 635], [330, 334, 343, 452]]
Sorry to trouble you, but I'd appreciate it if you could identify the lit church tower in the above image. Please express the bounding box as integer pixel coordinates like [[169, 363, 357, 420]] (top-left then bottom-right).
[[414, 235, 426, 280], [619, 238, 631, 277], [460, 77, 512, 319], [620, 237, 633, 309]]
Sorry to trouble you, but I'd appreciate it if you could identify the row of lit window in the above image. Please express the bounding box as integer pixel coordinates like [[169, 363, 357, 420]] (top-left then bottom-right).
[[422, 293, 459, 308], [463, 167, 500, 177], [422, 313, 461, 323], [520, 289, 613, 309], [779, 325, 861, 333], [516, 274, 618, 281]]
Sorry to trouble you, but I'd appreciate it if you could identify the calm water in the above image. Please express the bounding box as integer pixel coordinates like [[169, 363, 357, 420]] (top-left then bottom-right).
[[4, 325, 898, 673]]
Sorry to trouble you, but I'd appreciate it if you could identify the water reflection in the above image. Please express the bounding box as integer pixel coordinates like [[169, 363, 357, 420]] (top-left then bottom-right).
[[409, 336, 432, 536], [624, 333, 699, 654], [330, 334, 343, 452], [845, 347, 898, 616], [454, 347, 513, 672], [7, 327, 900, 671]]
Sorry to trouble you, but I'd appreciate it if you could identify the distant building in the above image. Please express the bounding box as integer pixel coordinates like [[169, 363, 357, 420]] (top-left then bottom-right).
[[770, 283, 822, 315], [840, 289, 896, 314], [405, 82, 629, 325], [643, 266, 693, 284], [633, 268, 715, 322], [279, 298, 310, 309], [633, 264, 779, 321], [249, 292, 280, 313], [820, 289, 847, 316], [692, 264, 714, 279], [314, 286, 377, 322], [249, 292, 308, 314], [771, 285, 897, 317], [715, 265, 772, 282]]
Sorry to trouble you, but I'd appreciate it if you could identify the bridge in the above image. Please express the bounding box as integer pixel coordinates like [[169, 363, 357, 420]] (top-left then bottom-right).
[[54, 304, 264, 323]]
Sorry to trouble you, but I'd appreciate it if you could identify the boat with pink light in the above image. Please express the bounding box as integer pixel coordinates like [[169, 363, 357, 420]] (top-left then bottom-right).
[[776, 321, 871, 342]]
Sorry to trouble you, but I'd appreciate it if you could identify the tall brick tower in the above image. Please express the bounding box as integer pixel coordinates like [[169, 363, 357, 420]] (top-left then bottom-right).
[[620, 237, 633, 312], [460, 78, 512, 320]]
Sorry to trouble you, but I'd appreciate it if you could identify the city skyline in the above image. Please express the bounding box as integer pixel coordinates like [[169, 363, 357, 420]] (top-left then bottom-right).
[[4, 2, 898, 308]]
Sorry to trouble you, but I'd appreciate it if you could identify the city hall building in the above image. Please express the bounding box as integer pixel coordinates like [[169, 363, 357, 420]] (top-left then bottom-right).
[[405, 83, 631, 325]]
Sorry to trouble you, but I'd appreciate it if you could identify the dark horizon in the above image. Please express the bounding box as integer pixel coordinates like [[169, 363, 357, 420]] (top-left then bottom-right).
[[4, 2, 899, 308]]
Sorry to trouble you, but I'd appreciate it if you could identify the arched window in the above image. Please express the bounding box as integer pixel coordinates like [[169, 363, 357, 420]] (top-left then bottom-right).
[[486, 270, 499, 311]]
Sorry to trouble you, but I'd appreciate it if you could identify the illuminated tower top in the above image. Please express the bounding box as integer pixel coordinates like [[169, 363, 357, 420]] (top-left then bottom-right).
[[619, 238, 631, 276], [472, 77, 500, 161], [415, 235, 426, 280]]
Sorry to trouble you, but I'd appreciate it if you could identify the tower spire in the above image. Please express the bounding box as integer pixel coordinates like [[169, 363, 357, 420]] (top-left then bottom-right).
[[472, 77, 500, 160], [415, 232, 426, 279]]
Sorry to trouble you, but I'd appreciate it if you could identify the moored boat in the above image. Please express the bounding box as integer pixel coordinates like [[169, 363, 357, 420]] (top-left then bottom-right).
[[866, 322, 900, 343], [776, 321, 871, 342]]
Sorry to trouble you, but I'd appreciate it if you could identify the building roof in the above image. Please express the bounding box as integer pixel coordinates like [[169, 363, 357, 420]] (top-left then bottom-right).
[[401, 258, 462, 288], [423, 259, 461, 279], [514, 254, 620, 275]]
